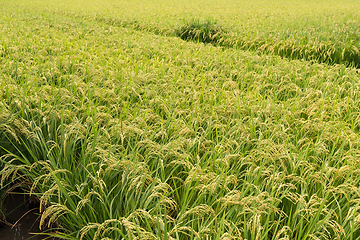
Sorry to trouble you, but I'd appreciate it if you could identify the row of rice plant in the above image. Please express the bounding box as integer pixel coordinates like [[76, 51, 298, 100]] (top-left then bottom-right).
[[14, 0, 360, 67], [1, 2, 360, 240]]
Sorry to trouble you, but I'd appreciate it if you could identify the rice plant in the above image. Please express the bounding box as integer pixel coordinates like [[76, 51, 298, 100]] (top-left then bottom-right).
[[175, 19, 227, 44], [1, 1, 360, 240]]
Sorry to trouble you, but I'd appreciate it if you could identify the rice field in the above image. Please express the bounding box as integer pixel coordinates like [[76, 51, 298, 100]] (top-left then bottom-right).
[[1, 0, 360, 239]]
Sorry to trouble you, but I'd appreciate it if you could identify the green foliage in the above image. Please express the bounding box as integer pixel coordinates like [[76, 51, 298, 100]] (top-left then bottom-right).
[[176, 19, 227, 44], [1, 1, 360, 240]]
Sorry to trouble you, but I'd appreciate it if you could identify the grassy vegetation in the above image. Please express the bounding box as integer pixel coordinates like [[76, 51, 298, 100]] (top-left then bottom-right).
[[10, 0, 360, 67], [1, 0, 360, 239]]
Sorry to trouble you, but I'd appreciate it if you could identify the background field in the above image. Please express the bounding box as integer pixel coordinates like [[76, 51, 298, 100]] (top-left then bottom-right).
[[1, 0, 360, 239], [4, 0, 360, 66]]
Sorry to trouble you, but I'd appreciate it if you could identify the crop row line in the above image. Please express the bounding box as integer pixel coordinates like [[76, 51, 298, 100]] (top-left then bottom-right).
[[57, 11, 360, 69]]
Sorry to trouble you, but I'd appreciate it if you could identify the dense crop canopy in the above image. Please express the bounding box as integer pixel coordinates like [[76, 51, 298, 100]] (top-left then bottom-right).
[[1, 0, 360, 240]]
